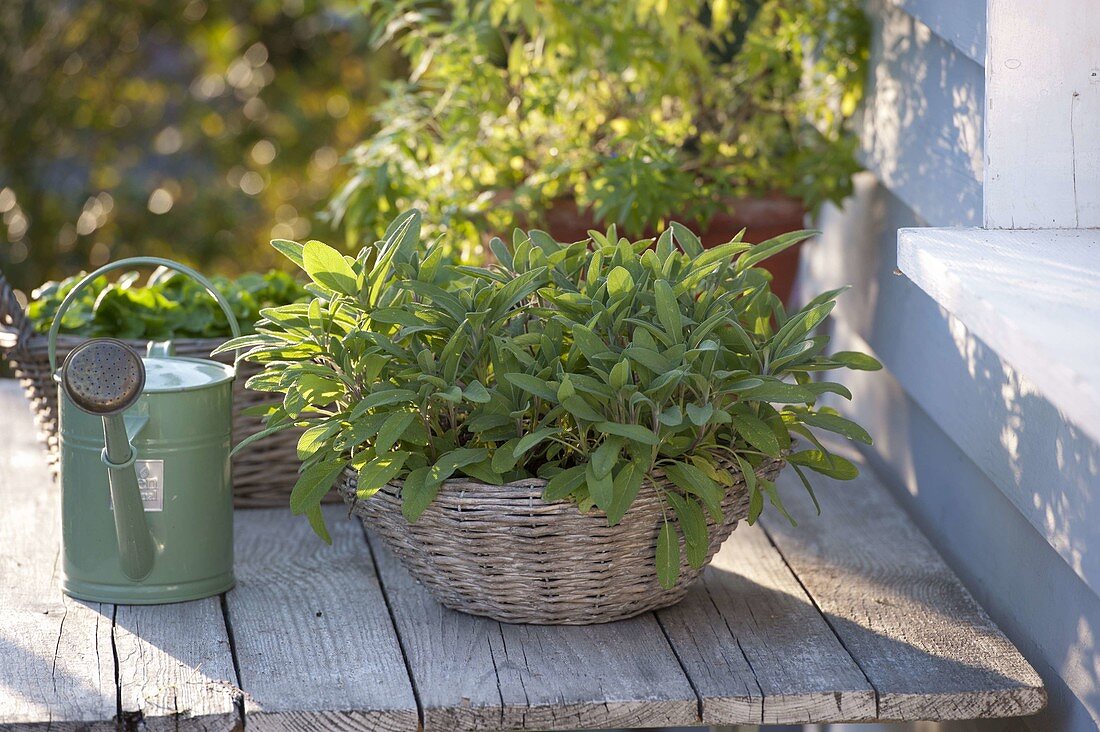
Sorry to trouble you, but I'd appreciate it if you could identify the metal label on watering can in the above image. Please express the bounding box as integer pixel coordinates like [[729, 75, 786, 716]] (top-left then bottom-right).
[[108, 459, 163, 511], [134, 460, 165, 511], [48, 257, 240, 605]]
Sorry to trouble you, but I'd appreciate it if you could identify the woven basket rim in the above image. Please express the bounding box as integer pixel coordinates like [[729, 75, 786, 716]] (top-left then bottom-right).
[[340, 455, 785, 514]]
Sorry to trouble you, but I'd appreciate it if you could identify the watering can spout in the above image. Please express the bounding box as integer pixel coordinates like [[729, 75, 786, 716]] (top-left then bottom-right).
[[102, 416, 156, 580], [60, 339, 156, 581]]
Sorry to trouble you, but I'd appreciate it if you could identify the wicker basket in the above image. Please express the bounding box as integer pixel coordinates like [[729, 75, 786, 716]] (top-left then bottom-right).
[[0, 270, 321, 508], [339, 457, 785, 624]]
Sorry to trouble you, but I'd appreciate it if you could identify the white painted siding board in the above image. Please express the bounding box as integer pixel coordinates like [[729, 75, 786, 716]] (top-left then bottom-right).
[[985, 0, 1100, 228], [861, 0, 984, 228], [898, 227, 1100, 442], [893, 0, 985, 64], [802, 185, 1100, 599]]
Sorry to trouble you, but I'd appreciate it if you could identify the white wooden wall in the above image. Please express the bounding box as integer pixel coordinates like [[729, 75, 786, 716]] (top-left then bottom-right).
[[797, 1, 1100, 730], [985, 1, 1100, 228]]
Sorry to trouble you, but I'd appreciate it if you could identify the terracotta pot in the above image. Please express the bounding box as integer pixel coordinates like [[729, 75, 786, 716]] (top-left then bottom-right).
[[538, 195, 808, 303]]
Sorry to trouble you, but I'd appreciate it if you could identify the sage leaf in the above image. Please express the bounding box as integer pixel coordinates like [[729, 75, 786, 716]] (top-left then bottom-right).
[[304, 240, 357, 295], [512, 427, 559, 458], [731, 413, 781, 456], [544, 465, 587, 502], [463, 380, 491, 404], [653, 280, 682, 339], [376, 411, 416, 453], [607, 266, 634, 298], [788, 450, 859, 480], [357, 451, 410, 499], [605, 460, 645, 526], [272, 239, 306, 270], [304, 503, 332, 544], [586, 462, 614, 510], [658, 405, 683, 427], [595, 421, 659, 445], [685, 402, 713, 426], [656, 519, 680, 589], [562, 395, 604, 422], [662, 461, 723, 520], [290, 460, 346, 515], [492, 438, 522, 474], [747, 482, 764, 524], [829, 351, 883, 371], [668, 492, 708, 568], [591, 437, 623, 478], [799, 412, 873, 444], [761, 478, 796, 526], [400, 466, 439, 522], [504, 373, 559, 401], [430, 448, 489, 481]]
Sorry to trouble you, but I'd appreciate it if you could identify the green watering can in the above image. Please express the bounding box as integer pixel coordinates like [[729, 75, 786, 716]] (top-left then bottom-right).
[[50, 257, 238, 604]]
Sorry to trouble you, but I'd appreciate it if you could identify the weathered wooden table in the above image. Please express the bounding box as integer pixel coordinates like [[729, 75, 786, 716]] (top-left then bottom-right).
[[0, 379, 1045, 730]]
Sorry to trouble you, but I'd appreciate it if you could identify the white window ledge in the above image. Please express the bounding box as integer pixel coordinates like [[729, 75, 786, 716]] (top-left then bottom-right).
[[897, 227, 1100, 443]]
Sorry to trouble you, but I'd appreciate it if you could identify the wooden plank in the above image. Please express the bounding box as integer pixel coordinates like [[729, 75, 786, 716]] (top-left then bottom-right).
[[114, 601, 242, 730], [0, 380, 117, 731], [656, 524, 876, 725], [227, 506, 418, 730], [986, 0, 1100, 228], [366, 533, 700, 731], [761, 439, 1047, 720]]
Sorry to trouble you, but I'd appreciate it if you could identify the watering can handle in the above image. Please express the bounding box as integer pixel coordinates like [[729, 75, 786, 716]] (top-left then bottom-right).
[[48, 257, 242, 373]]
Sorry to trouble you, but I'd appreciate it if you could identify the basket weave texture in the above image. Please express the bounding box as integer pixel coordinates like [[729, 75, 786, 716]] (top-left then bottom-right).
[[340, 457, 785, 624], [0, 272, 317, 508]]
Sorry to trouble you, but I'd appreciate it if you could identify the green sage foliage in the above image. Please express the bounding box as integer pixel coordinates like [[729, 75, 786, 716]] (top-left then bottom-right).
[[330, 0, 869, 261], [223, 209, 880, 588]]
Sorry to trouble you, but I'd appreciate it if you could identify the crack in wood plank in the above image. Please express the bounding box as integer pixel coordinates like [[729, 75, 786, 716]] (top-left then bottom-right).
[[360, 522, 426, 731]]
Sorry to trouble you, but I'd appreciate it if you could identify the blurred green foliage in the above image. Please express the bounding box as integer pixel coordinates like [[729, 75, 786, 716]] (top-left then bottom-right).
[[330, 0, 869, 261], [0, 0, 391, 293], [29, 268, 309, 339]]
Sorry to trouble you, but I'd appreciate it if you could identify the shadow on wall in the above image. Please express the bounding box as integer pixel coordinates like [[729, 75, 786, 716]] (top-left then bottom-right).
[[859, 0, 983, 228], [796, 176, 1100, 730]]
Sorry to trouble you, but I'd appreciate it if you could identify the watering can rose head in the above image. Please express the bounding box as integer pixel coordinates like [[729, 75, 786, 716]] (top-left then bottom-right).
[[220, 210, 881, 589]]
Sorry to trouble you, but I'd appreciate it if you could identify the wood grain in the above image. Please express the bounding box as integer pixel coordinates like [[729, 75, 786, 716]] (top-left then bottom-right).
[[0, 381, 116, 731], [367, 532, 700, 730], [114, 601, 242, 730], [657, 523, 877, 725], [761, 439, 1047, 720], [226, 506, 418, 730]]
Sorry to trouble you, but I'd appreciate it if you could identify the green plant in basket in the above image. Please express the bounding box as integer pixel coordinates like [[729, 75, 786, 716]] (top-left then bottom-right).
[[223, 210, 880, 588], [29, 269, 310, 340]]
